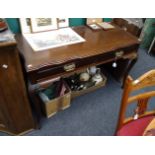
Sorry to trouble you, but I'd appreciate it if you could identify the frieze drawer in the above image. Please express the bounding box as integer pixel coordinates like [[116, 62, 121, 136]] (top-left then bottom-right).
[[28, 45, 138, 84]]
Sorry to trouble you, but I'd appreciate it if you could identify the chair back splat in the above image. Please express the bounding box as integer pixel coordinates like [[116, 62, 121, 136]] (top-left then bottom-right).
[[116, 70, 155, 134]]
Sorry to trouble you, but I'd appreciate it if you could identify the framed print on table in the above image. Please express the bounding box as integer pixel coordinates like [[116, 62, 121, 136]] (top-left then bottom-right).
[[19, 18, 31, 34], [23, 27, 85, 52], [57, 18, 69, 28], [31, 18, 58, 33], [86, 18, 103, 31], [86, 18, 103, 25]]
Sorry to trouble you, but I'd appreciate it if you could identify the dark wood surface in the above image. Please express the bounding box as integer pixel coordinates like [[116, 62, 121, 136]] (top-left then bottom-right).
[[0, 41, 35, 135], [112, 19, 142, 37], [16, 26, 139, 84], [16, 26, 139, 72]]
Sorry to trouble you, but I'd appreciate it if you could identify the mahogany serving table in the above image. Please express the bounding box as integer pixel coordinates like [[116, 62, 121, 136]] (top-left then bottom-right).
[[15, 25, 140, 122]]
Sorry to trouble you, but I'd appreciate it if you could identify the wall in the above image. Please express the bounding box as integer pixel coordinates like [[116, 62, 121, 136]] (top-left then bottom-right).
[[5, 18, 112, 33]]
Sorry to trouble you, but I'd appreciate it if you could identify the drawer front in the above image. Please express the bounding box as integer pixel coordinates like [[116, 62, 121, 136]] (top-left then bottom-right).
[[29, 61, 78, 83], [28, 45, 139, 84]]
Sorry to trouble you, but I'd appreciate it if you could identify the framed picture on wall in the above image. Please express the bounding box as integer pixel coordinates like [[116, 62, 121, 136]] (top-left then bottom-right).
[[19, 18, 31, 34], [31, 18, 58, 33], [57, 18, 69, 28]]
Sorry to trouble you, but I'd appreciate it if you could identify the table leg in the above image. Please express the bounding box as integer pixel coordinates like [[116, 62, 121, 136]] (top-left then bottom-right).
[[122, 57, 138, 88]]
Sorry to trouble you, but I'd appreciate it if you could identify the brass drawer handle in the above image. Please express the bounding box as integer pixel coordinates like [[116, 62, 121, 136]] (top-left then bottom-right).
[[2, 64, 8, 69], [64, 63, 76, 72], [115, 51, 124, 58]]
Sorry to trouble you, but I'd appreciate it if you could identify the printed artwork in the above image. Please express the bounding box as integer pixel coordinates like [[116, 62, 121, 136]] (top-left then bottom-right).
[[30, 18, 57, 32], [36, 18, 52, 27], [23, 27, 85, 52], [20, 18, 69, 33]]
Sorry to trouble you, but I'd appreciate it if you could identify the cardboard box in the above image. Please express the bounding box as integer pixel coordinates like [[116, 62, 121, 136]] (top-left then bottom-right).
[[66, 73, 107, 98], [39, 81, 71, 118]]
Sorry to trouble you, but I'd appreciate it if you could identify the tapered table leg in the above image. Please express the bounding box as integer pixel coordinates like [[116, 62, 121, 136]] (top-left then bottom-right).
[[122, 57, 138, 88]]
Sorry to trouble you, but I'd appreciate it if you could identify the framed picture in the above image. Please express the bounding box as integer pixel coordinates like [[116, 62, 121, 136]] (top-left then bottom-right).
[[86, 18, 103, 25], [23, 27, 85, 52], [97, 22, 115, 30], [57, 18, 69, 28], [31, 18, 58, 33], [19, 18, 31, 34], [86, 18, 103, 31], [87, 23, 102, 31]]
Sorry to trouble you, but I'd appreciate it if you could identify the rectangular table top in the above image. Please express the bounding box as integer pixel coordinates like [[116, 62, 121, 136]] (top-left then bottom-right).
[[15, 25, 139, 72]]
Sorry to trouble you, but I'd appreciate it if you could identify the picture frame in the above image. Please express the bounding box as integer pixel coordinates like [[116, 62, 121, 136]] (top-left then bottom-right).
[[23, 27, 85, 52], [87, 23, 102, 31], [19, 18, 31, 34], [30, 18, 58, 33], [86, 18, 103, 31], [57, 18, 69, 28], [97, 22, 115, 30], [86, 18, 103, 25]]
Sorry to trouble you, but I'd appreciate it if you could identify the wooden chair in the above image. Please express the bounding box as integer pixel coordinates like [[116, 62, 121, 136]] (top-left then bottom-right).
[[116, 70, 155, 136]]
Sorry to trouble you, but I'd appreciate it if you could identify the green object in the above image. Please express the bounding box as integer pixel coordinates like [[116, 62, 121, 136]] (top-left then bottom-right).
[[42, 83, 58, 100], [141, 19, 155, 49], [104, 18, 112, 22], [5, 18, 21, 33], [69, 18, 86, 26], [5, 18, 112, 34]]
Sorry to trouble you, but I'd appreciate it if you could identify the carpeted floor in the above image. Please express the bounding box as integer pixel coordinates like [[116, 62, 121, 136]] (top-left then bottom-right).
[[0, 48, 155, 136]]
